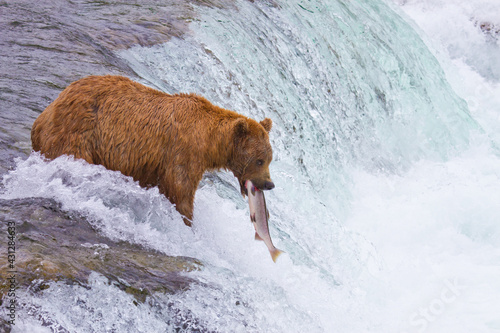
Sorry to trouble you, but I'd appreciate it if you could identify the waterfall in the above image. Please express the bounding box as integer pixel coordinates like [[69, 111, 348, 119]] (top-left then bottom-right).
[[3, 0, 499, 332]]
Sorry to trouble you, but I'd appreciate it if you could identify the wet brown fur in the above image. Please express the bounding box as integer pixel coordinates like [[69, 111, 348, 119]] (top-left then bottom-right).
[[31, 75, 273, 226]]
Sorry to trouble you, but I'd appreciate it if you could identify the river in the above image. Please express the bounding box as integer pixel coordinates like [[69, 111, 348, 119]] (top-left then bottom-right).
[[1, 0, 499, 332]]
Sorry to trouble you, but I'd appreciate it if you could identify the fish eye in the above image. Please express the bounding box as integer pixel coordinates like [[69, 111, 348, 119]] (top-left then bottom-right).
[[257, 159, 264, 166]]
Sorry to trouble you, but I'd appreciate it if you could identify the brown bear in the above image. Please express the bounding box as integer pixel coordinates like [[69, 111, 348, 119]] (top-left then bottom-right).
[[31, 75, 274, 226]]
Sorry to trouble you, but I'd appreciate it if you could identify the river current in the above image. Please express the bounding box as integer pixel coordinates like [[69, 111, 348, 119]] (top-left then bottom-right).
[[1, 0, 499, 332]]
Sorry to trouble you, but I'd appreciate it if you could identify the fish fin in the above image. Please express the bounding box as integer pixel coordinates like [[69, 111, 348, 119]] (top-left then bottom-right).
[[271, 249, 283, 263], [266, 209, 270, 220], [250, 213, 256, 222], [255, 232, 264, 241]]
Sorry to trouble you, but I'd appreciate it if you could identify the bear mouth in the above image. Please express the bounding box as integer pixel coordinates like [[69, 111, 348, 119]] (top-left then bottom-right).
[[242, 179, 257, 196], [242, 181, 249, 196], [242, 179, 273, 196], [242, 180, 256, 196]]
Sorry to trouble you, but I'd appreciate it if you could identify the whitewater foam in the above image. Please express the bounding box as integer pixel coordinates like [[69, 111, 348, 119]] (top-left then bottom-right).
[[3, 0, 500, 331]]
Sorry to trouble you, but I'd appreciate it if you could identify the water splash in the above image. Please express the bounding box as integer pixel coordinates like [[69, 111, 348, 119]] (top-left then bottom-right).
[[4, 0, 500, 332]]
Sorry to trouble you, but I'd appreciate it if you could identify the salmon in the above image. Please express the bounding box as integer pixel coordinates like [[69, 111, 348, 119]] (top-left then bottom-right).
[[245, 180, 283, 262]]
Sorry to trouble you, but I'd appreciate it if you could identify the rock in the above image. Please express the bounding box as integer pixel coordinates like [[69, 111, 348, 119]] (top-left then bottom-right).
[[0, 197, 202, 304], [477, 21, 500, 38]]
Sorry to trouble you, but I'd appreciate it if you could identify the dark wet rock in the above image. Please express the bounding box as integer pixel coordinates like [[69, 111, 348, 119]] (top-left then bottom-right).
[[0, 318, 11, 333], [478, 21, 500, 36], [0, 197, 202, 305]]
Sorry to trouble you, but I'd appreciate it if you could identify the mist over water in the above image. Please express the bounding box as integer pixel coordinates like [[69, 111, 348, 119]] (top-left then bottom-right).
[[2, 0, 500, 332], [392, 0, 500, 148]]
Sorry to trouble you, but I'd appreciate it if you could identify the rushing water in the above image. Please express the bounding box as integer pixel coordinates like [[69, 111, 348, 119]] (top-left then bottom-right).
[[1, 0, 500, 332]]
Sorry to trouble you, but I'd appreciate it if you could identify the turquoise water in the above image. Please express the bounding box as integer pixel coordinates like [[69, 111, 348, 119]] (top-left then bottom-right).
[[3, 0, 500, 331]]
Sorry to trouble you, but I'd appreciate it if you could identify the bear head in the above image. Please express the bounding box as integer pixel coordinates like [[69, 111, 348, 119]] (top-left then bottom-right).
[[231, 117, 274, 195]]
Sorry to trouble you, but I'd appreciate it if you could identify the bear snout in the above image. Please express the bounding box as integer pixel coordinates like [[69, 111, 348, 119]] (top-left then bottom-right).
[[243, 179, 275, 194], [253, 179, 274, 191], [263, 181, 275, 190]]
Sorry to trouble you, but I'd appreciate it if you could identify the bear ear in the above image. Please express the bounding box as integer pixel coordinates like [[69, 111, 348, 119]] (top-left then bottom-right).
[[260, 118, 272, 132], [234, 118, 249, 137]]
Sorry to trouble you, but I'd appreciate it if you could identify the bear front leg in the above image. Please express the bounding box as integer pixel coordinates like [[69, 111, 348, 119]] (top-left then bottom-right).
[[177, 200, 194, 227], [159, 176, 196, 227], [173, 191, 195, 227]]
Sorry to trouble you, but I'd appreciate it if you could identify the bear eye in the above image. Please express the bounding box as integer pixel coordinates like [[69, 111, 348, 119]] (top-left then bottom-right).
[[257, 159, 264, 166]]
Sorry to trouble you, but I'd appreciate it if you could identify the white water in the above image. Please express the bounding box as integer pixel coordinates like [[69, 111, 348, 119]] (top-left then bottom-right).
[[2, 0, 500, 332]]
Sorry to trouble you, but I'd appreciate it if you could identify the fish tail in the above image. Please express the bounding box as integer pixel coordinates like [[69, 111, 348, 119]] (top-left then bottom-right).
[[271, 249, 283, 263]]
